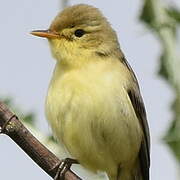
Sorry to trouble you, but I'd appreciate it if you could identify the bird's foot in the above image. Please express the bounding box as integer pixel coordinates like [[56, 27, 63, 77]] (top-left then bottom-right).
[[54, 158, 79, 180]]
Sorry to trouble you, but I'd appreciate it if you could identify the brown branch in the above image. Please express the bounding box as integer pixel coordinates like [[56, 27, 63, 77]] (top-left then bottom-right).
[[0, 101, 81, 180]]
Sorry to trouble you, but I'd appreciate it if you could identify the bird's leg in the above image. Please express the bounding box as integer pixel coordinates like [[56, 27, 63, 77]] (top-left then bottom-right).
[[54, 158, 79, 180]]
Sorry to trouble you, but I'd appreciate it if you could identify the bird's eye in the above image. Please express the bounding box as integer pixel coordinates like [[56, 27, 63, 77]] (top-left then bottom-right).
[[74, 29, 85, 37]]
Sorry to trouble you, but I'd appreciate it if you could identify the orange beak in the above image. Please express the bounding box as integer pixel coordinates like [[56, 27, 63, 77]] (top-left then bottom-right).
[[30, 30, 60, 39]]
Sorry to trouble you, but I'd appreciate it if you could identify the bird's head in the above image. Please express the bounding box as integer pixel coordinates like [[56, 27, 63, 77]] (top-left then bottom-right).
[[31, 4, 121, 67]]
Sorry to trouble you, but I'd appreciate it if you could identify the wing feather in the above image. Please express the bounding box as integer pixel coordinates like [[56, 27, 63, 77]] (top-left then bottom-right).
[[121, 57, 150, 180]]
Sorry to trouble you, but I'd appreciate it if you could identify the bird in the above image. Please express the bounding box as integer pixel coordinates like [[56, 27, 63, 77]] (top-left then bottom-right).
[[31, 4, 150, 180]]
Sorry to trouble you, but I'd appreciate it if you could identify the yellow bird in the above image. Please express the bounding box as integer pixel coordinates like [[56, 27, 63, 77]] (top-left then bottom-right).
[[31, 4, 150, 180]]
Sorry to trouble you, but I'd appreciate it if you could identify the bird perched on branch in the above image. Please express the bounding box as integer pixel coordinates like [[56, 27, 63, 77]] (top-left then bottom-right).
[[31, 4, 150, 180]]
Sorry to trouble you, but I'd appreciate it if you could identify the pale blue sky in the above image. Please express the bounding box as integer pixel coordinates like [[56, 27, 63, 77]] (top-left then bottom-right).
[[0, 0, 179, 179]]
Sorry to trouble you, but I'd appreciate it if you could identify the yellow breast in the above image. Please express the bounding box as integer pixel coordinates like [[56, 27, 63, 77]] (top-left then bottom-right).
[[45, 59, 142, 173]]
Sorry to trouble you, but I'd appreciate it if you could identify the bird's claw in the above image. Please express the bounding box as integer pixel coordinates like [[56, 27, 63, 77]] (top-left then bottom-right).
[[54, 158, 79, 180]]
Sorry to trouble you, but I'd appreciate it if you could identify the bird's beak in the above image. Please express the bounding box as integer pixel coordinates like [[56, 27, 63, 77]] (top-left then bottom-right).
[[30, 29, 60, 39]]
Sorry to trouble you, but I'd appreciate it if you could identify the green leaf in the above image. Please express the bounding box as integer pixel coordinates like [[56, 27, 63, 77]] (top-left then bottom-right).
[[47, 135, 57, 143], [139, 0, 155, 27], [164, 118, 180, 161], [158, 52, 169, 79], [166, 7, 180, 23], [22, 113, 36, 125], [164, 97, 180, 162]]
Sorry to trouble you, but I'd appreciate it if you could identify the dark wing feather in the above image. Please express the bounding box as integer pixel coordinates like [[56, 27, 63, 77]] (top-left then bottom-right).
[[122, 57, 150, 180], [128, 89, 150, 180]]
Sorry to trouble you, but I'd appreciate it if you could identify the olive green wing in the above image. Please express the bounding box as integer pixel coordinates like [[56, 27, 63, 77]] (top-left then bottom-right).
[[128, 88, 150, 180], [122, 57, 150, 180]]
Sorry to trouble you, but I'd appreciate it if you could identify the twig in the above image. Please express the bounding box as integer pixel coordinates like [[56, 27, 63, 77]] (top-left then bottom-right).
[[0, 101, 81, 180]]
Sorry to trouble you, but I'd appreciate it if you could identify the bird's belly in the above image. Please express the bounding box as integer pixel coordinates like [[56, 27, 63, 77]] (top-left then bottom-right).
[[46, 74, 142, 173]]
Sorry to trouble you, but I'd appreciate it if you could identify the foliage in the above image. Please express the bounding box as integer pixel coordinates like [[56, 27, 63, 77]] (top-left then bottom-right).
[[140, 0, 180, 162]]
